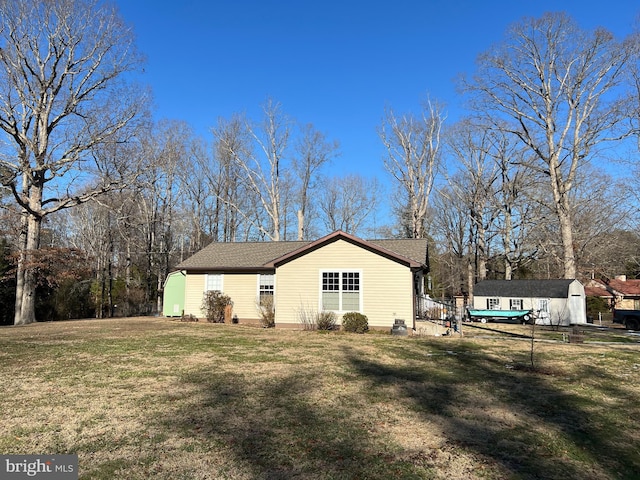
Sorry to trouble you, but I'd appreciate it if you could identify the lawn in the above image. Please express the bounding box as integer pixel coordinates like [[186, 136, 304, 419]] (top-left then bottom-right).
[[0, 317, 639, 479]]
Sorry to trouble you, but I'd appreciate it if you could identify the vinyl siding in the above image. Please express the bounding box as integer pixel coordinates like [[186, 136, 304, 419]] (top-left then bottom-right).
[[223, 273, 262, 321], [184, 273, 206, 317], [183, 272, 264, 321], [274, 239, 413, 328]]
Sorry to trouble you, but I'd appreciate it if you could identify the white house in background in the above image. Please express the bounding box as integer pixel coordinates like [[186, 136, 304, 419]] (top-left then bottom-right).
[[472, 279, 587, 325], [165, 230, 430, 331]]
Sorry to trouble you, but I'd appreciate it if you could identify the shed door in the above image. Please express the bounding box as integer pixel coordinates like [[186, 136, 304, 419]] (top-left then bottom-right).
[[569, 294, 585, 324]]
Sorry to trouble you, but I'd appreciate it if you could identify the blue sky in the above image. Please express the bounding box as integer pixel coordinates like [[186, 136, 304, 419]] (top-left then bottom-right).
[[117, 1, 639, 183]]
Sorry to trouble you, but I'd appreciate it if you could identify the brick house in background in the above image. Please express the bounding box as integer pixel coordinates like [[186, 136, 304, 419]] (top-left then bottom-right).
[[584, 275, 640, 310]]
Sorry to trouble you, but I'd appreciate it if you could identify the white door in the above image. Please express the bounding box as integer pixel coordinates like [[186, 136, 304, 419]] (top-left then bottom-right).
[[569, 294, 586, 324]]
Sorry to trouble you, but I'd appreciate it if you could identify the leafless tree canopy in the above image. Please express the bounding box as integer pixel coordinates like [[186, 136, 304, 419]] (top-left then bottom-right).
[[0, 0, 147, 324], [462, 12, 640, 278], [380, 98, 445, 239], [4, 9, 640, 322]]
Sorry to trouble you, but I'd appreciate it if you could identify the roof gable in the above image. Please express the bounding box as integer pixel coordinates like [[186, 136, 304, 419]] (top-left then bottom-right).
[[474, 279, 578, 298], [265, 231, 428, 269], [176, 231, 429, 272]]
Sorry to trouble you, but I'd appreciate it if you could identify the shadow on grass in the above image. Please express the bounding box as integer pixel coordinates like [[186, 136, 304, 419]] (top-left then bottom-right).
[[157, 334, 639, 479], [463, 322, 532, 338], [345, 341, 640, 480], [162, 368, 429, 479]]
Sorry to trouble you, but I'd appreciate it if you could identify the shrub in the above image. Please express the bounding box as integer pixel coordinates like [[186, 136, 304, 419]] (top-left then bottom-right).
[[201, 290, 233, 323], [342, 312, 369, 333], [315, 310, 337, 331], [256, 295, 276, 328], [181, 313, 198, 322], [296, 304, 317, 331]]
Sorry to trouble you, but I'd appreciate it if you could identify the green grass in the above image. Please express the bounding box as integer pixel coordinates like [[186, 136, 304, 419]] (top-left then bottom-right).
[[1, 317, 639, 479]]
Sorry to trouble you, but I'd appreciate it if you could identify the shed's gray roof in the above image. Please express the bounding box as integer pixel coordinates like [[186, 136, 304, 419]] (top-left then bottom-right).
[[474, 279, 577, 298], [176, 232, 429, 272]]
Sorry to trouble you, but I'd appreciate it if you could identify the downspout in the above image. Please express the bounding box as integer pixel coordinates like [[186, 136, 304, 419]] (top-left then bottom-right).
[[412, 272, 419, 332]]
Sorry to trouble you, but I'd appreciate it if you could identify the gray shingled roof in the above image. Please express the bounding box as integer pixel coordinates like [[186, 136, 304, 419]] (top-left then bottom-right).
[[176, 235, 428, 272], [370, 239, 429, 266], [474, 279, 577, 298], [177, 241, 310, 271]]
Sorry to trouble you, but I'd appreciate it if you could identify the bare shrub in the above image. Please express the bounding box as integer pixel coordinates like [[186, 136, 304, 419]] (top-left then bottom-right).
[[256, 295, 276, 328], [296, 303, 317, 331], [181, 313, 198, 322], [316, 311, 337, 331], [201, 291, 233, 323]]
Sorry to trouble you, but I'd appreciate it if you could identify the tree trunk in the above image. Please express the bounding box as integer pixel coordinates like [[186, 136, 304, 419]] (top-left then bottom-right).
[[13, 212, 28, 325], [466, 255, 474, 305], [15, 213, 42, 325], [558, 202, 577, 279], [297, 209, 304, 240], [550, 159, 577, 279]]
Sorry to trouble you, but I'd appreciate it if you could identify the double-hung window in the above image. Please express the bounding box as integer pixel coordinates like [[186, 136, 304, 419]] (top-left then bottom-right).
[[206, 273, 223, 292], [509, 299, 523, 310], [487, 298, 500, 310], [259, 274, 275, 304], [321, 271, 361, 312]]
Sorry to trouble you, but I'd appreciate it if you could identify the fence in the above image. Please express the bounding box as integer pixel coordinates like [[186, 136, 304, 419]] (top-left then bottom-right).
[[416, 294, 458, 321]]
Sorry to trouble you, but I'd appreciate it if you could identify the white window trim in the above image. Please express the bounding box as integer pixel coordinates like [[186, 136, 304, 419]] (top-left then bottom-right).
[[257, 273, 275, 297], [538, 298, 550, 313], [509, 298, 523, 310], [205, 273, 224, 292], [319, 269, 363, 313], [487, 298, 500, 310]]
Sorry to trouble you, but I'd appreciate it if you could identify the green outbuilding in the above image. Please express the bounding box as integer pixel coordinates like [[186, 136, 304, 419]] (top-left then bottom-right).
[[163, 270, 186, 317]]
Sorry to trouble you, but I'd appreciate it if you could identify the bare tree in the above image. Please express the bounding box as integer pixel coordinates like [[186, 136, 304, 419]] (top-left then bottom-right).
[[486, 128, 543, 279], [135, 120, 187, 314], [431, 187, 470, 298], [446, 120, 498, 286], [380, 98, 445, 239], [569, 166, 629, 277], [293, 124, 339, 240], [463, 12, 640, 278], [245, 99, 291, 241], [318, 175, 379, 235], [176, 136, 217, 253], [208, 115, 253, 241], [0, 0, 147, 324]]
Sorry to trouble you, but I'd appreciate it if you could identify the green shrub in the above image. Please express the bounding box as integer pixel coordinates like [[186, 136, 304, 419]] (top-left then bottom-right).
[[315, 311, 337, 331], [342, 312, 369, 333], [201, 290, 233, 323]]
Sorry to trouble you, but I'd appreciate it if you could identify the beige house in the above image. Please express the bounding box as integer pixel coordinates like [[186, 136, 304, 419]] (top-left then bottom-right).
[[168, 231, 429, 330]]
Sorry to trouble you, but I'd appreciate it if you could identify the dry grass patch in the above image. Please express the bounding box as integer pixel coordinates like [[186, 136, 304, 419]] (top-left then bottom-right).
[[1, 317, 639, 479]]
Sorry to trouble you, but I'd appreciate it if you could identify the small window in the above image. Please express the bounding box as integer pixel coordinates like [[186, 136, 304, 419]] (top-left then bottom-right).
[[510, 299, 523, 310], [259, 274, 274, 303], [538, 298, 549, 313], [487, 298, 500, 310], [206, 274, 223, 292]]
